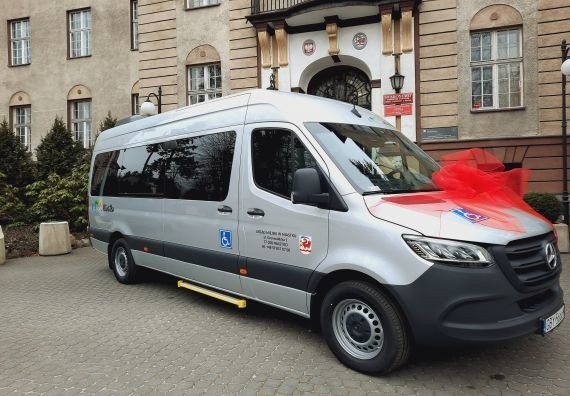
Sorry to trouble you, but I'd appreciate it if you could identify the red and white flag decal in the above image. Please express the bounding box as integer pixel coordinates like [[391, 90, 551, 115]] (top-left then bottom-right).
[[299, 235, 312, 255]]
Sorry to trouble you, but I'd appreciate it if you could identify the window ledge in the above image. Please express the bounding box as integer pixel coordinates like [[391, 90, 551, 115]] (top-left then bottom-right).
[[68, 54, 92, 60], [471, 106, 525, 114], [185, 3, 220, 11], [8, 63, 31, 68]]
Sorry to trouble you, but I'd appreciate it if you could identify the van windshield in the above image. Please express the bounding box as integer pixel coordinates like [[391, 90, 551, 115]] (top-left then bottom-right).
[[305, 122, 440, 194]]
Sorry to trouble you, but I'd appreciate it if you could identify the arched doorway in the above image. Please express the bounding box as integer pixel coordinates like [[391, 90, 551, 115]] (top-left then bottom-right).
[[307, 66, 371, 109]]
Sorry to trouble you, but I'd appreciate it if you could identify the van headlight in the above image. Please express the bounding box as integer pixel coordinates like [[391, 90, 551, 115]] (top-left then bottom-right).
[[402, 235, 494, 268]]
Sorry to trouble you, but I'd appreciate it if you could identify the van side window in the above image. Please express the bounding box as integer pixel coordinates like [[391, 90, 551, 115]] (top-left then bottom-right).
[[102, 150, 122, 197], [90, 152, 114, 196], [251, 129, 318, 199], [116, 144, 164, 196], [164, 131, 236, 201]]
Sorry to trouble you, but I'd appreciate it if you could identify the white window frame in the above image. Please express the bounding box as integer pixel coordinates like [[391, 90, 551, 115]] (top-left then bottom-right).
[[69, 9, 91, 58], [131, 0, 138, 50], [470, 28, 523, 111], [187, 63, 222, 105], [12, 106, 31, 150], [10, 19, 31, 66], [187, 0, 220, 9], [70, 100, 92, 148]]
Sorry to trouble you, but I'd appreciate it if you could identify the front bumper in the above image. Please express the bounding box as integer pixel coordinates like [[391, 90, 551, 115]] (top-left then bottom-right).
[[388, 261, 564, 346]]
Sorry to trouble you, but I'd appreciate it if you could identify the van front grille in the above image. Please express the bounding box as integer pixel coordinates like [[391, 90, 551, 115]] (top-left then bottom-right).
[[503, 233, 560, 290]]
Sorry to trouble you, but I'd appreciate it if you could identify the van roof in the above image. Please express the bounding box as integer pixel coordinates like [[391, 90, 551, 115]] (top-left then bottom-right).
[[94, 90, 395, 150]]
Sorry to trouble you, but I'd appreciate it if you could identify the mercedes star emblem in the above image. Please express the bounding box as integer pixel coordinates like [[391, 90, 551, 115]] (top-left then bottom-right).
[[545, 242, 558, 270]]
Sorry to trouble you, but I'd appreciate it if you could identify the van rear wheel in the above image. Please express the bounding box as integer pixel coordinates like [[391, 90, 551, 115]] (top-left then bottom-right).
[[110, 238, 138, 284], [320, 280, 410, 374]]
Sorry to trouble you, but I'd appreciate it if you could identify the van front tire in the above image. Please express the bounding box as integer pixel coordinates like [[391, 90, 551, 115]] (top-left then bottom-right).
[[320, 280, 410, 374], [110, 238, 138, 284]]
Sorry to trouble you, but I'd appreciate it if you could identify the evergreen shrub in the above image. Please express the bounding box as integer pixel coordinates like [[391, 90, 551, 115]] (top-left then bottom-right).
[[524, 192, 563, 223]]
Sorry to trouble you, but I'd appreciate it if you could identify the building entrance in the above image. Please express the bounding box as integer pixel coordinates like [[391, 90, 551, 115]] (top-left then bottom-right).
[[307, 66, 371, 110]]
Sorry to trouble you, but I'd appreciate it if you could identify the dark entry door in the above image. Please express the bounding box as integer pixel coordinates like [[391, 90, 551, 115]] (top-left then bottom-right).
[[307, 66, 371, 110]]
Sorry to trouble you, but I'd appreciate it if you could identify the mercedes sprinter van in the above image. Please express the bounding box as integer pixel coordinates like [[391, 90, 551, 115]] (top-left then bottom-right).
[[89, 90, 564, 374]]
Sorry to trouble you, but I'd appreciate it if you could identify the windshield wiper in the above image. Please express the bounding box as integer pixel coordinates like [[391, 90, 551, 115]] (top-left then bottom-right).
[[363, 187, 441, 195], [386, 188, 441, 194], [362, 190, 383, 196]]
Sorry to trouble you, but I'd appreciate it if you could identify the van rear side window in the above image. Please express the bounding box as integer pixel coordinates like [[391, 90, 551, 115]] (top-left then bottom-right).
[[116, 144, 164, 197], [91, 131, 236, 201], [90, 152, 114, 196]]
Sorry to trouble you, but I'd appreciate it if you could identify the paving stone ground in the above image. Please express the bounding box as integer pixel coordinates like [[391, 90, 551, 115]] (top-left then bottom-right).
[[0, 248, 568, 395]]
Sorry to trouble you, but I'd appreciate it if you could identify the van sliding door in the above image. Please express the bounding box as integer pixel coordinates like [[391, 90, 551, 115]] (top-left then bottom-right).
[[161, 128, 243, 294]]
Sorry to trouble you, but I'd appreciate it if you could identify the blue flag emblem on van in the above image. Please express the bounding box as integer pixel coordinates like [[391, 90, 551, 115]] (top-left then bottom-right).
[[219, 230, 232, 249], [452, 208, 488, 223]]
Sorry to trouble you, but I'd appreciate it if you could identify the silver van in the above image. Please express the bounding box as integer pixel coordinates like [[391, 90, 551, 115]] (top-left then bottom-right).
[[89, 90, 564, 374]]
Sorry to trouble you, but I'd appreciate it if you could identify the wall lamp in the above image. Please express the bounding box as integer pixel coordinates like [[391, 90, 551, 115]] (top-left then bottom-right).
[[140, 86, 162, 115], [390, 53, 405, 93]]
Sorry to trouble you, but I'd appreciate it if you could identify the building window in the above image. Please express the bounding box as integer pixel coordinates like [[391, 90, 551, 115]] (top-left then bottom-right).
[[132, 94, 140, 115], [68, 9, 91, 58], [470, 29, 522, 110], [10, 19, 31, 66], [131, 0, 138, 50], [188, 63, 222, 104], [70, 100, 92, 148], [12, 106, 32, 149], [187, 0, 220, 9]]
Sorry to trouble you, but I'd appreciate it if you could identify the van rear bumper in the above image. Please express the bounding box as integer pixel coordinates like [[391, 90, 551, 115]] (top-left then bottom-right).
[[387, 263, 564, 346]]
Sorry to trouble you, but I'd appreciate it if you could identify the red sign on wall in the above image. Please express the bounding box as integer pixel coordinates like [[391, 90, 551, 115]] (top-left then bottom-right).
[[383, 92, 414, 116], [384, 104, 413, 117], [383, 92, 414, 105]]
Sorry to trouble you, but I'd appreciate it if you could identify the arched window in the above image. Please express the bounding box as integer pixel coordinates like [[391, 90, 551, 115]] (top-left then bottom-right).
[[186, 45, 222, 105], [470, 5, 523, 110], [9, 91, 32, 150], [307, 66, 371, 110], [131, 81, 140, 115], [67, 85, 92, 148]]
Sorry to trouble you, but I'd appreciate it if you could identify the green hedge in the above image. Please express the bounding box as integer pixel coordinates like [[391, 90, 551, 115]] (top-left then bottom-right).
[[523, 192, 563, 223]]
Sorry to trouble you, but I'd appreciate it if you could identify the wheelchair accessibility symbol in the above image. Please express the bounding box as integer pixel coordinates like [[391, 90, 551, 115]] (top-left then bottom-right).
[[219, 229, 232, 249]]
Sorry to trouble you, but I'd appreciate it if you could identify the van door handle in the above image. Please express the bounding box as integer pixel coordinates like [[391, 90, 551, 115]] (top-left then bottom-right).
[[217, 205, 233, 214], [247, 208, 265, 217]]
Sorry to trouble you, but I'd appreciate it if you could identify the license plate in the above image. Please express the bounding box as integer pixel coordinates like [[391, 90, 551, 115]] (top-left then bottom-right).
[[541, 305, 565, 335]]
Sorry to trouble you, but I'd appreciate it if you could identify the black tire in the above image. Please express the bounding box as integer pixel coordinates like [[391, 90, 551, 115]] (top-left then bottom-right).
[[320, 280, 410, 374], [110, 238, 138, 284]]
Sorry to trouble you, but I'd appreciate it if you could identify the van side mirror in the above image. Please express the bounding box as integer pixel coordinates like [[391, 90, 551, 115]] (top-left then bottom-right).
[[291, 168, 329, 206]]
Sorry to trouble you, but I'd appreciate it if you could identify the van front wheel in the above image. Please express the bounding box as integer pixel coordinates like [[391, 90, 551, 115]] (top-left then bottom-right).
[[320, 281, 410, 374], [110, 238, 138, 284]]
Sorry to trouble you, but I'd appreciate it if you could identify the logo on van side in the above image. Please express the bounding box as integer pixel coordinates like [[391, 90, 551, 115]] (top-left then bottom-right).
[[452, 208, 488, 223], [299, 235, 312, 255], [92, 198, 114, 214]]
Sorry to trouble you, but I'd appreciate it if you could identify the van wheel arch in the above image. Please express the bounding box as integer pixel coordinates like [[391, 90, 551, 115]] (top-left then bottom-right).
[[310, 270, 413, 342]]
